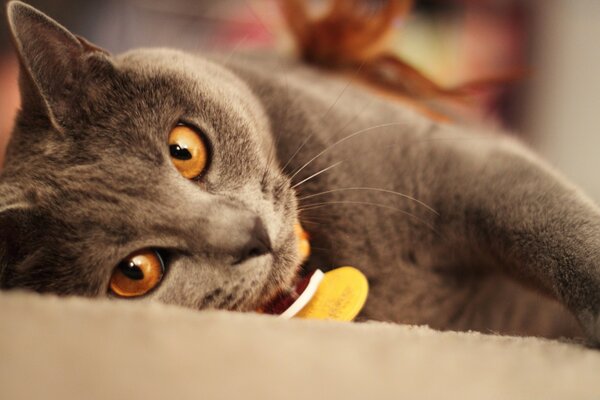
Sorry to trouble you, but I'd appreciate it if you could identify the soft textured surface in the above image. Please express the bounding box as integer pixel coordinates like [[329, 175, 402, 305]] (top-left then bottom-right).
[[1, 291, 599, 399]]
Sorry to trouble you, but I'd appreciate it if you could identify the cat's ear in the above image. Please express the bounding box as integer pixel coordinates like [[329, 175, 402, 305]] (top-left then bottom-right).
[[6, 1, 111, 130]]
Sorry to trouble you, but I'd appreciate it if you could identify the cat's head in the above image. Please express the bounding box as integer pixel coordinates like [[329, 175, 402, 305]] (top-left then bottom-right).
[[0, 1, 301, 312]]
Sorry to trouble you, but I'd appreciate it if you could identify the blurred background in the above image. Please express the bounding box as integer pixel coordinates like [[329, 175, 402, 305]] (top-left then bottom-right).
[[1, 0, 600, 200]]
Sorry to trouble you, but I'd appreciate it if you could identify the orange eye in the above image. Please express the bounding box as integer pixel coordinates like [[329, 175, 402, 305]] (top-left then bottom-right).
[[109, 250, 165, 297], [168, 125, 208, 179]]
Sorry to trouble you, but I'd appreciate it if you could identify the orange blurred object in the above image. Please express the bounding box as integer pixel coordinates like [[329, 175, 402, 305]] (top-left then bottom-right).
[[278, 0, 525, 119], [0, 55, 20, 169], [295, 223, 311, 262]]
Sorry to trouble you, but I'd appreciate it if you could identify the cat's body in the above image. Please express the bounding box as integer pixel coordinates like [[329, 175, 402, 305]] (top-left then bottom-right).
[[224, 53, 582, 337], [1, 2, 598, 342]]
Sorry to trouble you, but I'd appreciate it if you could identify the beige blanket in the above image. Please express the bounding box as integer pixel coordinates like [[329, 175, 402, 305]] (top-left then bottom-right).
[[0, 291, 598, 400]]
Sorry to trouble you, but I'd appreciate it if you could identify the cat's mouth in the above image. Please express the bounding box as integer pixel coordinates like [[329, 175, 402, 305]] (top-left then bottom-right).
[[256, 223, 312, 315], [257, 266, 316, 315]]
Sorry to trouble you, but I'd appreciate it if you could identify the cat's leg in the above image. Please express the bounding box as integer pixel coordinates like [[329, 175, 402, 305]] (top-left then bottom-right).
[[420, 129, 600, 342]]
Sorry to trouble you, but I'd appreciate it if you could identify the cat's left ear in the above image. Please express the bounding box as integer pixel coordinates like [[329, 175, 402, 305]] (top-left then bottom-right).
[[7, 1, 111, 130]]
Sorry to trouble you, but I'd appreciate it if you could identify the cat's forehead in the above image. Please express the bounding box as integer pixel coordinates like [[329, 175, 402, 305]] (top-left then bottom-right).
[[79, 51, 252, 132], [113, 48, 266, 121]]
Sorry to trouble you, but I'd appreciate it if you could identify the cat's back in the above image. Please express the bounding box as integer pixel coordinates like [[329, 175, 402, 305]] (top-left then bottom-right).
[[218, 51, 451, 180], [219, 51, 434, 136]]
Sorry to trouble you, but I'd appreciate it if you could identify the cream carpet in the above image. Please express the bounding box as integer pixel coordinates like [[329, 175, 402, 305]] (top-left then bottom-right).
[[0, 291, 598, 400]]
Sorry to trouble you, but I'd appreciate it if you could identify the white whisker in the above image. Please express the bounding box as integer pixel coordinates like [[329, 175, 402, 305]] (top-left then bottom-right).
[[289, 122, 405, 182], [222, 34, 249, 65], [298, 200, 439, 234], [280, 64, 373, 174], [261, 57, 294, 185], [297, 187, 439, 215], [243, 0, 274, 38], [291, 161, 343, 189], [321, 60, 365, 120], [280, 132, 315, 173]]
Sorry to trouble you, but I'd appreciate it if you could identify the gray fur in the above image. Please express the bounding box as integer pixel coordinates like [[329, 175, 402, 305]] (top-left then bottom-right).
[[2, 1, 599, 343]]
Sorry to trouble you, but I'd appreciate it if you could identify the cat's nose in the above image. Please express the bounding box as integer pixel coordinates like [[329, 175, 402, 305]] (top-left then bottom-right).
[[233, 218, 272, 265]]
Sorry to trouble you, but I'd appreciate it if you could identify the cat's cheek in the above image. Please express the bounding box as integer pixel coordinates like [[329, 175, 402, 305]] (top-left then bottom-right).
[[238, 259, 277, 311]]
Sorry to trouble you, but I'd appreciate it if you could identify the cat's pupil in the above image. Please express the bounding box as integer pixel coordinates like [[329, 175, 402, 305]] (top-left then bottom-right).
[[169, 144, 192, 160], [118, 261, 144, 280]]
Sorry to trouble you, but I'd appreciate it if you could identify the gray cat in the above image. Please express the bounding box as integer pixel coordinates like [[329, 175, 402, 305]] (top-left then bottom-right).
[[2, 1, 600, 343]]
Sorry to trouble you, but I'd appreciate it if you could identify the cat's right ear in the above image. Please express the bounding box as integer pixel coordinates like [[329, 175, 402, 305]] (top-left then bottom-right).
[[6, 1, 111, 131]]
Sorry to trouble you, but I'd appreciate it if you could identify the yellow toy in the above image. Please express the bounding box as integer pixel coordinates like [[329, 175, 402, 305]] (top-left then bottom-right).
[[260, 224, 369, 322]]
